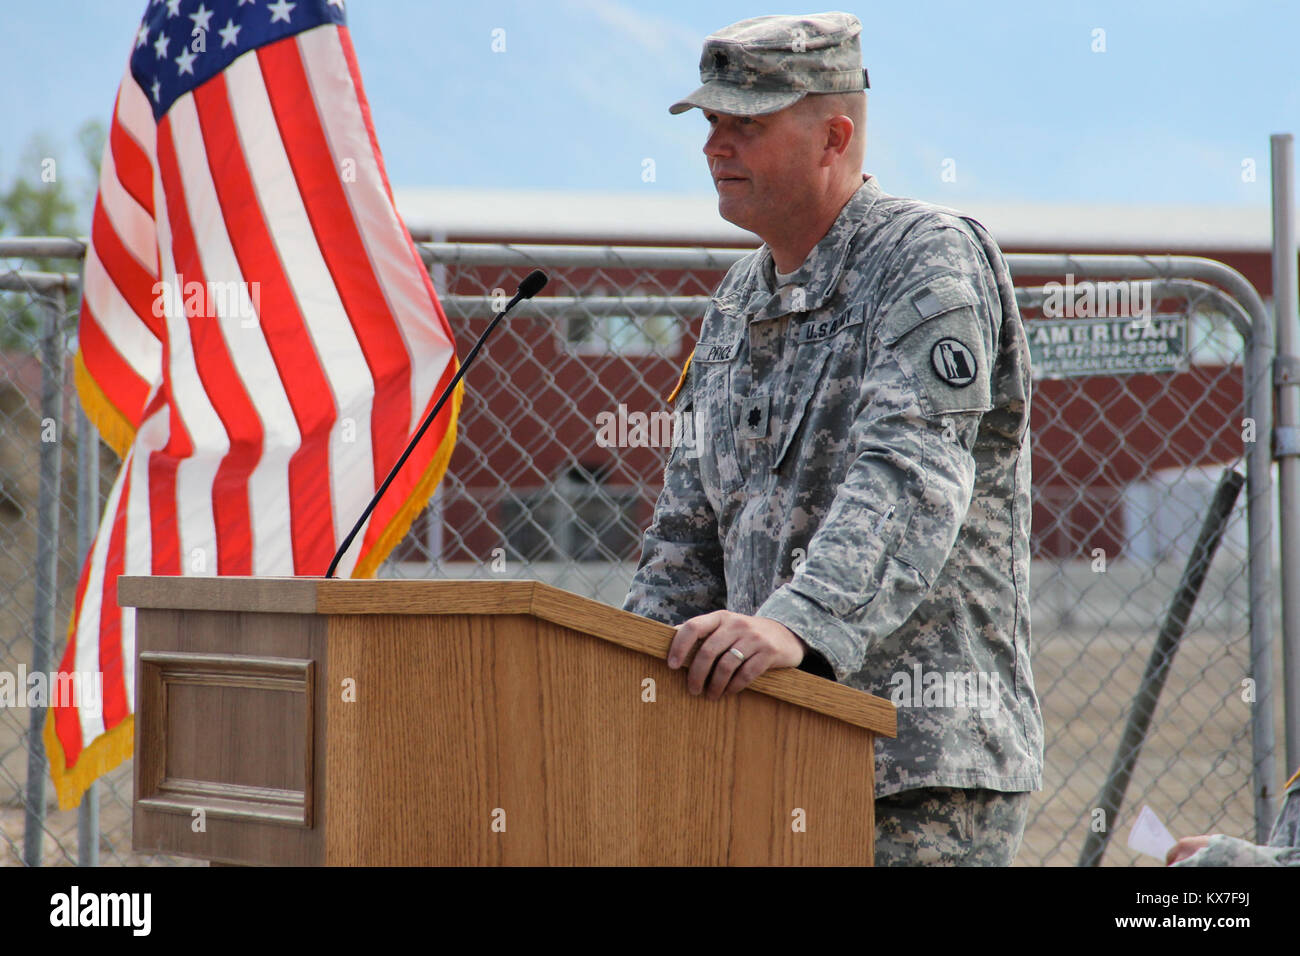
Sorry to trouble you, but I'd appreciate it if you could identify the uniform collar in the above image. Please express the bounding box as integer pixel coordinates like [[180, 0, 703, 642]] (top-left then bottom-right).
[[713, 174, 881, 323]]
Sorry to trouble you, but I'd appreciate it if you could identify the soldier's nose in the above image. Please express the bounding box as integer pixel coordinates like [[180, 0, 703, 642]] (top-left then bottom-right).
[[704, 128, 731, 158]]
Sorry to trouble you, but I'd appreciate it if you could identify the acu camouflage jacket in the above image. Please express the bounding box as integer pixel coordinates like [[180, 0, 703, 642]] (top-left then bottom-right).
[[623, 175, 1044, 797]]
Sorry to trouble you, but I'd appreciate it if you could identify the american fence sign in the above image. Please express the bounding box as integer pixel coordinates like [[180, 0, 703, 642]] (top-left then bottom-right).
[[1028, 315, 1189, 379]]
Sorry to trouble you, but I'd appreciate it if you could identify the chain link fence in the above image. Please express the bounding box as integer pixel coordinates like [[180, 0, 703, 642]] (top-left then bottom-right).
[[0, 237, 1281, 867]]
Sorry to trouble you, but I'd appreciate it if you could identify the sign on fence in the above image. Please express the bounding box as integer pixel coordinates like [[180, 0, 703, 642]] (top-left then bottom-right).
[[1028, 315, 1189, 378]]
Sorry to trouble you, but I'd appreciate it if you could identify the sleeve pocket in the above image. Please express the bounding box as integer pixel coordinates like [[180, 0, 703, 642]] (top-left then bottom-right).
[[878, 273, 993, 417]]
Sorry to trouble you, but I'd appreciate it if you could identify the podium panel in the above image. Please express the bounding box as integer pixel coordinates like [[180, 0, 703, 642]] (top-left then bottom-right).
[[121, 577, 896, 866]]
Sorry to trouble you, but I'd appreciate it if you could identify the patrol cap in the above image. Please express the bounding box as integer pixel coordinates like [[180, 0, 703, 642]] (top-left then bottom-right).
[[669, 12, 869, 117]]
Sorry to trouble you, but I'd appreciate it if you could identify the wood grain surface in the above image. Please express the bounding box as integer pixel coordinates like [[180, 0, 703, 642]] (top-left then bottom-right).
[[323, 613, 877, 865], [120, 576, 896, 737], [131, 608, 327, 865], [125, 577, 894, 865]]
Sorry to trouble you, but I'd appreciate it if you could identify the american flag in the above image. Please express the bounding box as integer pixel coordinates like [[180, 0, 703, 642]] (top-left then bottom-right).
[[45, 0, 461, 808]]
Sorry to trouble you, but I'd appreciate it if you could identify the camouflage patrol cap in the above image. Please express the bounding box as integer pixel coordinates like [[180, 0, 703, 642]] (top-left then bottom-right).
[[669, 12, 869, 117]]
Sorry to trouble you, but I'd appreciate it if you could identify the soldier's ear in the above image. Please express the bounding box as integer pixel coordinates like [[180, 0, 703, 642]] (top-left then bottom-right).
[[822, 115, 855, 164]]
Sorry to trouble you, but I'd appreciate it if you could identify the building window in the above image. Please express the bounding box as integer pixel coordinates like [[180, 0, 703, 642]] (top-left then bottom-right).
[[563, 285, 683, 356], [499, 463, 641, 562]]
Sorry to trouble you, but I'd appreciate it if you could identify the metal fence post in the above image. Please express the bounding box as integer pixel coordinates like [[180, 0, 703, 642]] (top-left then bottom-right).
[[21, 287, 66, 867], [75, 403, 100, 866], [1249, 250, 1280, 843], [1271, 133, 1300, 782]]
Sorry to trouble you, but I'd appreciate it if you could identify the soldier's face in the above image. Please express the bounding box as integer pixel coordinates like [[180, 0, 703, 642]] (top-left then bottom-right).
[[702, 105, 821, 237]]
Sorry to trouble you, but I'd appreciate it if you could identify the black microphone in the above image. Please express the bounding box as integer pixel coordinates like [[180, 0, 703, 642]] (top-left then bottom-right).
[[516, 269, 548, 301], [325, 269, 549, 578]]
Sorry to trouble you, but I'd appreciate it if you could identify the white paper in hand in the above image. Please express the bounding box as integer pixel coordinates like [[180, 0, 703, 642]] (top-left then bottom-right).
[[1127, 805, 1176, 859]]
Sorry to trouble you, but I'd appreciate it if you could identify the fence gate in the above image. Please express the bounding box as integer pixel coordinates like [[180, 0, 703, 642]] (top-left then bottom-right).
[[0, 238, 1278, 866]]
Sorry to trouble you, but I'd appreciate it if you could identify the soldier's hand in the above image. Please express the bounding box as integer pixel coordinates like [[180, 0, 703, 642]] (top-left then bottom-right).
[[667, 611, 807, 700], [1165, 835, 1213, 865]]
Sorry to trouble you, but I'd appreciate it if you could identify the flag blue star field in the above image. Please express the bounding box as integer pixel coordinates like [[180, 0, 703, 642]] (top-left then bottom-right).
[[133, 0, 346, 118], [50, 0, 462, 808]]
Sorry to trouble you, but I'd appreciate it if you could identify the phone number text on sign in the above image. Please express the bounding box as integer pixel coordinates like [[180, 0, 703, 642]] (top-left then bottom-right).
[[1028, 315, 1187, 379]]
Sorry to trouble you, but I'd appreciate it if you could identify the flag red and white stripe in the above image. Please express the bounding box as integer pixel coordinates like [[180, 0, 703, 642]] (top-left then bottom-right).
[[47, 7, 460, 809]]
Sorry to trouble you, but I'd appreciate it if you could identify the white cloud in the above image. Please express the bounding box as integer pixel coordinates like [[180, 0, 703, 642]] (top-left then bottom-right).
[[561, 0, 701, 60]]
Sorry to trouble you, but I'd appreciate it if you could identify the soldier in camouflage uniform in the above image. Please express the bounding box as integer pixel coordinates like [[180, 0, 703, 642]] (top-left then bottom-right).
[[622, 12, 1043, 866], [1168, 767, 1300, 866]]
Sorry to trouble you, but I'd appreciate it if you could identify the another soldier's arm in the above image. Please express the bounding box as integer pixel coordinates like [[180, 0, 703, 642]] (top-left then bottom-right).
[[622, 386, 727, 624], [1169, 834, 1300, 867], [756, 226, 996, 680], [1170, 772, 1300, 866]]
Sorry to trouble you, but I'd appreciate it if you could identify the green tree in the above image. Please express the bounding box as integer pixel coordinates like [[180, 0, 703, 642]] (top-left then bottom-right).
[[0, 120, 104, 351]]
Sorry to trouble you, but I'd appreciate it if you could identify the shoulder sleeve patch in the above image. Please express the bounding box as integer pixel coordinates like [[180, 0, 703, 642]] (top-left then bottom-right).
[[878, 272, 994, 417], [882, 272, 982, 344]]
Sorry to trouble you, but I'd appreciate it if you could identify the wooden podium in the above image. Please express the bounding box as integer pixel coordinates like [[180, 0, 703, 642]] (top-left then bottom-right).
[[120, 576, 895, 866]]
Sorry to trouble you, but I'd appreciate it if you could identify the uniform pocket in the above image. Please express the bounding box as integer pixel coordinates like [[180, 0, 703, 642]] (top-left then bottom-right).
[[880, 273, 993, 417], [771, 304, 865, 473], [770, 346, 834, 473], [690, 336, 744, 495]]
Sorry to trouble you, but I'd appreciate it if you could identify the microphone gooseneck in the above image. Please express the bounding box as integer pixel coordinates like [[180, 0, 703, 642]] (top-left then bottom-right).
[[324, 270, 550, 578]]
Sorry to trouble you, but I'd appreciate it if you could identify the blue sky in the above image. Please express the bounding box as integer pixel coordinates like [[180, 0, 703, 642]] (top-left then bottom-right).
[[1, 0, 1298, 225]]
